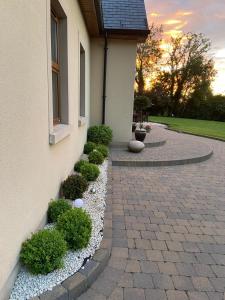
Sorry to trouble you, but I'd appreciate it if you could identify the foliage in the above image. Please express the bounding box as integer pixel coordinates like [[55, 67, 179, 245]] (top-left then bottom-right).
[[156, 32, 216, 115], [20, 229, 67, 275], [48, 199, 72, 223], [62, 175, 88, 200], [95, 144, 109, 158], [87, 125, 113, 145], [74, 160, 88, 173], [88, 150, 104, 165], [57, 208, 92, 250], [83, 142, 96, 155], [149, 116, 225, 141], [80, 163, 100, 181], [136, 24, 163, 94], [134, 95, 150, 111]]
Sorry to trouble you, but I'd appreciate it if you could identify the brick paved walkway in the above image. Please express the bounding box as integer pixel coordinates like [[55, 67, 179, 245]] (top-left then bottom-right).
[[78, 127, 225, 300]]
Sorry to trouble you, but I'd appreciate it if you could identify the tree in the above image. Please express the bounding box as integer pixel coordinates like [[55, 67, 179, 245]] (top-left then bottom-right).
[[136, 24, 163, 95], [157, 33, 216, 115]]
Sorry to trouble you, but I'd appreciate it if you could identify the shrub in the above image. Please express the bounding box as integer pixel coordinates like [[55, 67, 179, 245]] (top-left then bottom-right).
[[20, 229, 67, 275], [48, 199, 72, 223], [80, 163, 100, 181], [95, 144, 109, 158], [83, 142, 96, 155], [88, 150, 104, 165], [74, 160, 88, 173], [62, 175, 88, 200], [87, 125, 113, 145], [57, 208, 92, 250]]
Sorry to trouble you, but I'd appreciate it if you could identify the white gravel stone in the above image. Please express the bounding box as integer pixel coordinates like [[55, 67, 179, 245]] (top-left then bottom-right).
[[10, 160, 108, 300]]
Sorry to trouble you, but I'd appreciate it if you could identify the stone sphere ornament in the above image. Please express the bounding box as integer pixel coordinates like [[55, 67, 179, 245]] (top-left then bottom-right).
[[90, 187, 96, 194], [128, 140, 145, 153], [73, 198, 84, 208]]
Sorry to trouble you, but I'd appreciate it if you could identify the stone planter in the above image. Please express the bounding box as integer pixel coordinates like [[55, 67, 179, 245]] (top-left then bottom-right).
[[135, 129, 147, 142]]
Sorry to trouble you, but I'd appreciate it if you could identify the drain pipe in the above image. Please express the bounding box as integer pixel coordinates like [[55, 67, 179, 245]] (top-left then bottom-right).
[[102, 32, 108, 125]]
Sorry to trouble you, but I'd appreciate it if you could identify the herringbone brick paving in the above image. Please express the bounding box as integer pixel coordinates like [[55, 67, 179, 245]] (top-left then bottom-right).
[[78, 127, 225, 300]]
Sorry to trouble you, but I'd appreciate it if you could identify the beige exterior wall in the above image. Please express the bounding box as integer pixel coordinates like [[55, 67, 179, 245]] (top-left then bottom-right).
[[90, 38, 137, 142], [0, 0, 90, 298]]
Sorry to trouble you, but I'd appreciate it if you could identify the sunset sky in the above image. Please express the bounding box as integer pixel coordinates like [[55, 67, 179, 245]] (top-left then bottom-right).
[[144, 0, 225, 95]]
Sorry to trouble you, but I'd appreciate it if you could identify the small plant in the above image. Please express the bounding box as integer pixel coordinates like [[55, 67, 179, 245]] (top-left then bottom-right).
[[83, 142, 96, 155], [48, 199, 72, 223], [87, 125, 113, 145], [95, 144, 109, 158], [88, 150, 104, 165], [80, 163, 100, 181], [62, 175, 88, 200], [57, 208, 92, 250], [20, 229, 67, 275], [74, 160, 88, 173], [145, 124, 151, 133]]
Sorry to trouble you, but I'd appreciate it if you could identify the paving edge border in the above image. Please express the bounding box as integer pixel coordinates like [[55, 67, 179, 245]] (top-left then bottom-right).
[[111, 139, 166, 149], [32, 162, 113, 300], [112, 150, 213, 167]]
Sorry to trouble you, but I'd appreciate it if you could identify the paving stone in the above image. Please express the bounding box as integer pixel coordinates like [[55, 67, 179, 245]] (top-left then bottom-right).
[[152, 274, 174, 289], [155, 232, 171, 241], [146, 250, 164, 261], [135, 239, 151, 249], [118, 273, 133, 288], [162, 251, 181, 262], [140, 261, 159, 274], [210, 278, 225, 292], [78, 288, 106, 300], [111, 247, 128, 258], [195, 253, 216, 265], [166, 241, 183, 251], [166, 290, 188, 300], [192, 277, 215, 291], [108, 288, 123, 300], [127, 230, 141, 239], [124, 288, 145, 300], [108, 257, 127, 270], [125, 260, 141, 273], [207, 292, 224, 300], [188, 291, 210, 300], [129, 249, 146, 260], [91, 277, 117, 297], [133, 273, 154, 288], [172, 275, 194, 291], [158, 262, 178, 275], [151, 240, 167, 250], [211, 265, 225, 277], [194, 264, 215, 277], [145, 289, 167, 300], [112, 238, 128, 248]]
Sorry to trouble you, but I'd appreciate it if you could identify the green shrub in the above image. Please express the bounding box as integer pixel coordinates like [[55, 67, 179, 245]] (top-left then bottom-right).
[[20, 229, 67, 275], [95, 144, 109, 158], [62, 175, 88, 200], [48, 199, 72, 223], [83, 142, 96, 155], [87, 125, 113, 145], [57, 208, 92, 250], [80, 163, 100, 181], [88, 150, 104, 165], [74, 160, 88, 173]]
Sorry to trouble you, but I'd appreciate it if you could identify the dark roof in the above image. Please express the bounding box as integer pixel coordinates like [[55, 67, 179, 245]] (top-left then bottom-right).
[[100, 0, 149, 34]]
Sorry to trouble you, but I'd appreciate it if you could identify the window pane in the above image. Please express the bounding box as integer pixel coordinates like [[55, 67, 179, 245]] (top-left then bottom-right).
[[51, 15, 58, 63], [52, 71, 59, 122]]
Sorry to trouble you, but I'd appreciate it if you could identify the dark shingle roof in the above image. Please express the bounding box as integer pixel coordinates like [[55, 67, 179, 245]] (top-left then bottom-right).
[[100, 0, 149, 32]]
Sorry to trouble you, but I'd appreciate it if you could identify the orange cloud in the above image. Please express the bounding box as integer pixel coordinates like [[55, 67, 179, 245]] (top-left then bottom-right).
[[176, 11, 193, 17], [164, 29, 183, 38], [150, 12, 163, 17], [164, 19, 182, 25]]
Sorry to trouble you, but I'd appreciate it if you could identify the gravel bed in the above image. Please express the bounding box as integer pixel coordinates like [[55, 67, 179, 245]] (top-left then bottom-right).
[[10, 160, 108, 300]]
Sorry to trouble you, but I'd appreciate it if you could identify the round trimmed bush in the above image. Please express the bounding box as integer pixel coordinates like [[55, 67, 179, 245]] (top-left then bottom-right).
[[57, 208, 92, 250], [95, 144, 109, 158], [62, 175, 88, 200], [83, 142, 96, 155], [48, 199, 72, 223], [74, 160, 88, 173], [80, 163, 100, 181], [20, 229, 67, 275], [88, 150, 104, 165], [87, 125, 113, 145]]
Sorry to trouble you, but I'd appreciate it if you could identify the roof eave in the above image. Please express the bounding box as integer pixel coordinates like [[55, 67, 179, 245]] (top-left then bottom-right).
[[104, 28, 150, 42]]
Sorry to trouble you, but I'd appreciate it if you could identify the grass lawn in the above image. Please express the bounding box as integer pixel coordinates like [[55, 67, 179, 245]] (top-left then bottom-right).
[[149, 116, 225, 141]]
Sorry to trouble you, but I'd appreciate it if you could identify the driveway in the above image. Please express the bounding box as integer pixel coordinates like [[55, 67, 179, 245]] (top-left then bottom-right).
[[78, 127, 225, 300]]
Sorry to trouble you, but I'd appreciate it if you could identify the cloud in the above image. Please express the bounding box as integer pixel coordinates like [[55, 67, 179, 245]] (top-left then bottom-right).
[[176, 11, 193, 16], [164, 19, 182, 25]]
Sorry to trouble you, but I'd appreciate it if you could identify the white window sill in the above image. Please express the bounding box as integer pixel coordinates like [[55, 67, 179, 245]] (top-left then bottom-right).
[[78, 117, 86, 127], [49, 124, 72, 145]]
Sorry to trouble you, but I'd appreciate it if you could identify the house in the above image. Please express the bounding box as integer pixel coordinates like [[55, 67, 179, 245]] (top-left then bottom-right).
[[0, 0, 149, 298]]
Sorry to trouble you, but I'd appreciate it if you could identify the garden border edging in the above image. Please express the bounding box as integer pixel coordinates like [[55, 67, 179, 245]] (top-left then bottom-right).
[[32, 162, 113, 300]]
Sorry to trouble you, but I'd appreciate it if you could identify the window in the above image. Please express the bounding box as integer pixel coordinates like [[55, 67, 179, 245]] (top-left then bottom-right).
[[51, 10, 60, 125], [80, 44, 85, 117]]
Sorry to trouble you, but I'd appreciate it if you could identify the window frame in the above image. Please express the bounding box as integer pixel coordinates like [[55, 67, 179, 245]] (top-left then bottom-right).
[[51, 9, 61, 125]]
